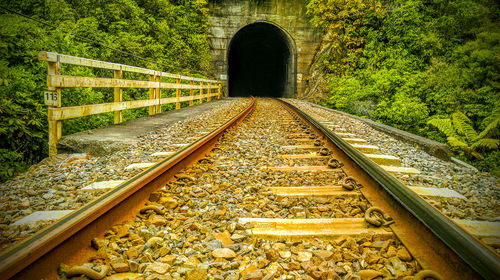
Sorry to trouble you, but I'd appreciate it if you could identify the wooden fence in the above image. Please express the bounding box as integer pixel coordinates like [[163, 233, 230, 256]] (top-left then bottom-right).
[[39, 51, 222, 155]]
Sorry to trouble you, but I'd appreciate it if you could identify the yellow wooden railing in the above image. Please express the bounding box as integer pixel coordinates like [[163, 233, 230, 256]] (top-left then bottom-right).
[[39, 51, 222, 155]]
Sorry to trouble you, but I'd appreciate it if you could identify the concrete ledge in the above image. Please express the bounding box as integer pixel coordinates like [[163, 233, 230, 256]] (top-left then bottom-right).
[[307, 102, 451, 160], [57, 100, 226, 156]]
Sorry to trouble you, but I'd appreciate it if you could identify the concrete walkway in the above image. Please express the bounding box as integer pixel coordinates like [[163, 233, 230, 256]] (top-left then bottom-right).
[[58, 99, 229, 155]]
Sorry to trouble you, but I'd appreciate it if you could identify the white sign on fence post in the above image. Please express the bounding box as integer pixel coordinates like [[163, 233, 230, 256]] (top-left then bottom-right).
[[44, 91, 59, 106]]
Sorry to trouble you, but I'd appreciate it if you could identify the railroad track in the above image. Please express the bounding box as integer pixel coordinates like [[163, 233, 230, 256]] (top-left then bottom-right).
[[0, 98, 498, 279]]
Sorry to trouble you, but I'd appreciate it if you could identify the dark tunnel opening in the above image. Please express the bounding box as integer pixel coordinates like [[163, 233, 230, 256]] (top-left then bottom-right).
[[228, 22, 291, 97]]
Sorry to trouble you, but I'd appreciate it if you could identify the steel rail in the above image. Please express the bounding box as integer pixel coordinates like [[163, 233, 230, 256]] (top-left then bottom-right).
[[0, 97, 255, 280], [279, 99, 500, 280]]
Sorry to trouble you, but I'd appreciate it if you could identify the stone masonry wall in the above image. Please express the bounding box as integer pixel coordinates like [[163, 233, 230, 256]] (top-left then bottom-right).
[[208, 0, 322, 98]]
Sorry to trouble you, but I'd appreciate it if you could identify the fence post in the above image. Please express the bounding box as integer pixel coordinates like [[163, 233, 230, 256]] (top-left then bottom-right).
[[207, 82, 212, 102], [46, 59, 62, 156], [199, 82, 203, 104], [218, 83, 222, 99], [114, 69, 123, 124], [189, 80, 194, 106], [156, 74, 162, 113], [149, 73, 156, 115], [176, 78, 181, 109]]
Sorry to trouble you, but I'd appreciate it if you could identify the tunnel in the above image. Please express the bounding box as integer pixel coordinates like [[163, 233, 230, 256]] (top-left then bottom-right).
[[228, 22, 294, 97]]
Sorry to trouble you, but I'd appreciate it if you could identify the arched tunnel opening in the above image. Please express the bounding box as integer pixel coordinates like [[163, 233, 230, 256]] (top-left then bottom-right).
[[228, 22, 293, 97]]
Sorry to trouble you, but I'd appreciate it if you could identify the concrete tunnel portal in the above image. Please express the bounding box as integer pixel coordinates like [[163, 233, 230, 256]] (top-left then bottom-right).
[[228, 22, 296, 98]]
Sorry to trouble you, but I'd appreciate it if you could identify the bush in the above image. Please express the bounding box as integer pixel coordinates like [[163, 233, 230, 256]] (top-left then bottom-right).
[[307, 0, 500, 171]]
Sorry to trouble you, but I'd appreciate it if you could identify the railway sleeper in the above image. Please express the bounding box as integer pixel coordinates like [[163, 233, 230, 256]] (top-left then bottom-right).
[[239, 218, 394, 241]]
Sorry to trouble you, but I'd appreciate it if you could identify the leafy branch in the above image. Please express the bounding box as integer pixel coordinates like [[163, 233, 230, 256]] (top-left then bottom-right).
[[428, 111, 499, 159]]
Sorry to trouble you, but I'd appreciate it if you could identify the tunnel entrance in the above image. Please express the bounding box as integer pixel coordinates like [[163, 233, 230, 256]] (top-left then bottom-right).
[[228, 22, 295, 97]]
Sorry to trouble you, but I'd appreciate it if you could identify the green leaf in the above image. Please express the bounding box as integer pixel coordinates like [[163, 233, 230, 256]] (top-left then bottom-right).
[[427, 118, 456, 138], [471, 138, 500, 150], [447, 136, 468, 149], [477, 116, 500, 140], [451, 111, 478, 142]]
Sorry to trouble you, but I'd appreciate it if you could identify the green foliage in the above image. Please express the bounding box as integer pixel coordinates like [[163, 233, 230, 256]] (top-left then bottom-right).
[[374, 93, 429, 131], [427, 118, 455, 138], [428, 111, 499, 160], [481, 150, 500, 176], [451, 111, 478, 142], [307, 0, 386, 75], [472, 138, 499, 150], [0, 149, 24, 181], [0, 0, 212, 181], [308, 0, 500, 171]]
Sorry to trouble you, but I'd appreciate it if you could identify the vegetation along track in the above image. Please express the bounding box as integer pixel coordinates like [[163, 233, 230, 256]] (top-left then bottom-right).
[[1, 98, 499, 279]]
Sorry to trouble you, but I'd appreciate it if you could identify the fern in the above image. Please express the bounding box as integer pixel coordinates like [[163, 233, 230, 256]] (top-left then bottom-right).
[[452, 111, 478, 142], [471, 138, 500, 150], [476, 116, 500, 140], [427, 118, 456, 137], [429, 111, 499, 160], [447, 136, 468, 149], [470, 150, 484, 160]]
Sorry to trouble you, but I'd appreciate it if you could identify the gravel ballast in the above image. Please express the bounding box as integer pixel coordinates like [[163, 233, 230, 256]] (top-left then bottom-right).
[[57, 99, 423, 279], [285, 99, 500, 224], [0, 98, 250, 253]]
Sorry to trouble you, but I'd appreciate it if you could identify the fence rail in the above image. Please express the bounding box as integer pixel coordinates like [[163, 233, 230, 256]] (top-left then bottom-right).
[[39, 51, 222, 155]]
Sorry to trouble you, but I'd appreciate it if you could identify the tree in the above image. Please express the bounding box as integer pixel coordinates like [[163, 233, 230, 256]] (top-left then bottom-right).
[[0, 0, 213, 181]]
